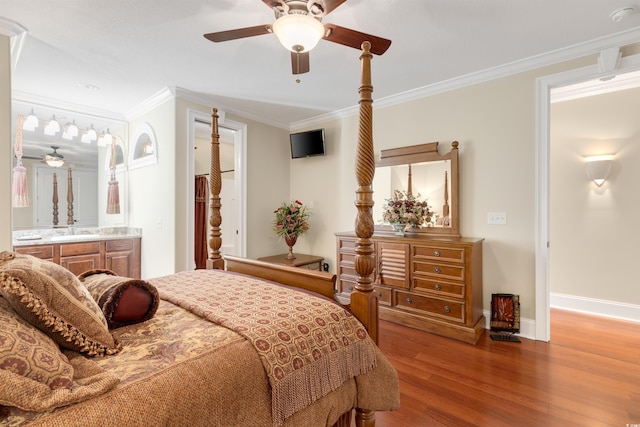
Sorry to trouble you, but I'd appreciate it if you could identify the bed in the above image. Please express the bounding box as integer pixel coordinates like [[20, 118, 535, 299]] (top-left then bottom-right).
[[0, 42, 398, 427]]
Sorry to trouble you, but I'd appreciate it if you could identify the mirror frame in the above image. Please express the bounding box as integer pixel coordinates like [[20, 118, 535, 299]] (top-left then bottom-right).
[[375, 141, 460, 237]]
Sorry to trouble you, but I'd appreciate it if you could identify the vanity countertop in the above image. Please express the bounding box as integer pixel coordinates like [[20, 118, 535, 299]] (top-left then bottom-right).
[[12, 227, 142, 247]]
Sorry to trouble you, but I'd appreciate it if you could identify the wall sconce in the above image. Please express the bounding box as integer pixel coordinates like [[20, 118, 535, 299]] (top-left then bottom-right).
[[81, 124, 97, 143], [62, 120, 79, 140], [22, 110, 39, 131], [97, 128, 112, 147], [43, 115, 61, 135], [585, 155, 613, 186]]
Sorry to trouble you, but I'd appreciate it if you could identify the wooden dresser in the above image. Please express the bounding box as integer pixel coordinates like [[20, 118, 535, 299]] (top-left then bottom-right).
[[336, 232, 484, 344]]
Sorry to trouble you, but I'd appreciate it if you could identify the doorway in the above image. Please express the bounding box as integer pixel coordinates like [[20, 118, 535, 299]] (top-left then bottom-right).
[[535, 51, 640, 341], [186, 109, 247, 270]]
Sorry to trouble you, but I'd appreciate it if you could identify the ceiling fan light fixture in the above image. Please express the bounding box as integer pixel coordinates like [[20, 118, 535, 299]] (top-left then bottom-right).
[[45, 146, 64, 168], [272, 14, 324, 53]]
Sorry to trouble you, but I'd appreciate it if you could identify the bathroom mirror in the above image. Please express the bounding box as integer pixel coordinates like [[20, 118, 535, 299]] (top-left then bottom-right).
[[11, 101, 128, 231], [373, 141, 460, 237]]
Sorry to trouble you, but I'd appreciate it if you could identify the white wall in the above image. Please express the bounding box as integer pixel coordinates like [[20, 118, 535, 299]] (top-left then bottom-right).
[[550, 87, 640, 305], [127, 99, 176, 279]]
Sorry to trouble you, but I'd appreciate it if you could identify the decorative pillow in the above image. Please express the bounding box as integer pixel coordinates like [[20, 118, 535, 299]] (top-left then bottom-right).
[[0, 251, 121, 356], [78, 269, 159, 329], [0, 296, 73, 391], [0, 315, 120, 412]]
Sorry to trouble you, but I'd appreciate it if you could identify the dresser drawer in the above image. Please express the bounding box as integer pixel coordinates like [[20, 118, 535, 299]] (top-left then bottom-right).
[[413, 260, 465, 282], [338, 238, 357, 252], [413, 277, 464, 298], [413, 245, 465, 264], [15, 245, 54, 260], [395, 291, 464, 323], [374, 286, 392, 306]]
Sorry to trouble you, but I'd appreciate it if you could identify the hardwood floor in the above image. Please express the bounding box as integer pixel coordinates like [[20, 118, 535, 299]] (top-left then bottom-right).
[[373, 309, 640, 427]]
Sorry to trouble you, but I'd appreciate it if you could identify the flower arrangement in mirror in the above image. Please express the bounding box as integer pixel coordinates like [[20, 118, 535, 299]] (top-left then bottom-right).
[[382, 190, 432, 236], [273, 200, 310, 259]]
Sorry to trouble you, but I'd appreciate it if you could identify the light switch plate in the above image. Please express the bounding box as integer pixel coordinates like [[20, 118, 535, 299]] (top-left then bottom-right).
[[487, 212, 507, 225]]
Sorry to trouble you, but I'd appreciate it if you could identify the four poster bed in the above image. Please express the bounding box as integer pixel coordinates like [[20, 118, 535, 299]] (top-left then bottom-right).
[[0, 42, 398, 426]]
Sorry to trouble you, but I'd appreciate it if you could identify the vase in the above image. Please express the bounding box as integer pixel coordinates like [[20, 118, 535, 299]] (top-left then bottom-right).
[[284, 234, 298, 259], [391, 223, 406, 237]]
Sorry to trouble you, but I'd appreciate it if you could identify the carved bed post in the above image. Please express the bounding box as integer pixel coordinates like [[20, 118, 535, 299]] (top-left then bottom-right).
[[52, 173, 59, 226], [351, 41, 378, 345], [66, 167, 74, 226], [206, 107, 224, 270]]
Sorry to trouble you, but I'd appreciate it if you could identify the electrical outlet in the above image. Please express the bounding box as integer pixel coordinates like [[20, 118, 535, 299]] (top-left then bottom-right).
[[323, 262, 329, 272], [487, 212, 507, 225]]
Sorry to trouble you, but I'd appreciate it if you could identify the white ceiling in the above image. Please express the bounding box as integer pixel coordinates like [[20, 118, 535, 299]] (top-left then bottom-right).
[[4, 0, 640, 131]]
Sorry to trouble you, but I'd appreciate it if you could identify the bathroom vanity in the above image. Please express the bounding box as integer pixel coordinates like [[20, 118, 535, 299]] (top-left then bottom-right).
[[13, 228, 141, 278]]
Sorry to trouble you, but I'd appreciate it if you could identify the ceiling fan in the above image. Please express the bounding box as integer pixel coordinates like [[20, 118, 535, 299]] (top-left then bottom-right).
[[203, 0, 392, 75], [21, 146, 66, 168]]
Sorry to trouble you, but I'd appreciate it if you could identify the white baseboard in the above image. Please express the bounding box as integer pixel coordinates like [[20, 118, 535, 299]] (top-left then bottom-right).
[[484, 294, 640, 342], [550, 293, 640, 323]]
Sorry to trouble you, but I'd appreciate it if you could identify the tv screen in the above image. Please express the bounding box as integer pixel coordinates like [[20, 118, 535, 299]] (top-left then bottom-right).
[[290, 129, 325, 159]]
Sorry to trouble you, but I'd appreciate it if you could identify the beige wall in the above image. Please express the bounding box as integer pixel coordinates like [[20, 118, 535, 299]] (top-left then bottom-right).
[[290, 55, 605, 321], [0, 36, 10, 250], [550, 87, 640, 305]]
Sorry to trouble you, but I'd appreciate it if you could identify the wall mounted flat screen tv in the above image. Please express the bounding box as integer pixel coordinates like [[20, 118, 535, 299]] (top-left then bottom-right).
[[290, 128, 325, 159]]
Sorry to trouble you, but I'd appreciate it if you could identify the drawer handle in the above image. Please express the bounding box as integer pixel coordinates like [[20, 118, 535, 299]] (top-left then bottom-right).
[[26, 251, 43, 255], [434, 267, 441, 274], [443, 305, 451, 313], [348, 286, 353, 291], [434, 250, 440, 257], [406, 298, 413, 304], [434, 284, 441, 291], [377, 292, 382, 298]]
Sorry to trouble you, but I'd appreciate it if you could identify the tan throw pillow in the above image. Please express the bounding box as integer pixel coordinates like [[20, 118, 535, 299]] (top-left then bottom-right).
[[0, 299, 120, 412], [78, 269, 160, 329], [0, 296, 73, 390], [0, 251, 121, 356]]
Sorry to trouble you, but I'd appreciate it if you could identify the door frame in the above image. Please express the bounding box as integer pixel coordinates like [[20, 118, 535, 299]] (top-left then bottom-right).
[[186, 109, 247, 270], [535, 51, 640, 341]]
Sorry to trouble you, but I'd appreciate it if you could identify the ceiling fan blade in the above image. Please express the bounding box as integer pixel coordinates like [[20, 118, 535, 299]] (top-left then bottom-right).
[[291, 51, 310, 75], [323, 24, 391, 55], [204, 25, 272, 43], [261, 0, 346, 17]]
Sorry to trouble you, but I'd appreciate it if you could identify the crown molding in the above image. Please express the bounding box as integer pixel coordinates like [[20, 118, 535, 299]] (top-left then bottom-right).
[[172, 87, 291, 130], [124, 87, 174, 121], [290, 27, 640, 130], [0, 17, 27, 73], [12, 90, 127, 124]]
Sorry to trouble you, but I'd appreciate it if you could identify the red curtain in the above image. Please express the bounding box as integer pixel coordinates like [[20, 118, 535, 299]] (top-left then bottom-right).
[[194, 176, 209, 269]]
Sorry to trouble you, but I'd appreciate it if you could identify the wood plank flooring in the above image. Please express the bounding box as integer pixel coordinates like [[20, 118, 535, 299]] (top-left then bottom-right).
[[373, 309, 640, 427]]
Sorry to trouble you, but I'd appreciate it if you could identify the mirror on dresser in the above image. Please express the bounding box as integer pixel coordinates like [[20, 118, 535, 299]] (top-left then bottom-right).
[[372, 141, 460, 237], [11, 101, 128, 231]]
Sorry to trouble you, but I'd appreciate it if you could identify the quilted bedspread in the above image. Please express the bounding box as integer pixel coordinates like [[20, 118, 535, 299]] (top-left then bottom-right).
[[151, 269, 378, 425]]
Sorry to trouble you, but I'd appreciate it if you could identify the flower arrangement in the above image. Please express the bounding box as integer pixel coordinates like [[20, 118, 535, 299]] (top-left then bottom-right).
[[273, 200, 310, 238], [382, 190, 432, 228]]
